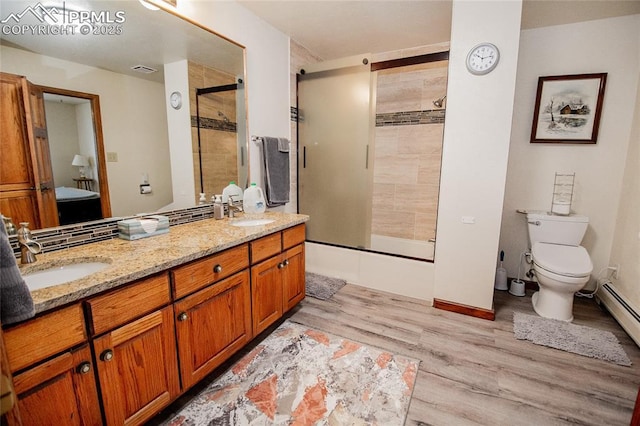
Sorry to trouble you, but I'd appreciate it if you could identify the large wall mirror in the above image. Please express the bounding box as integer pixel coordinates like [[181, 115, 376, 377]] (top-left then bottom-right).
[[0, 0, 247, 230]]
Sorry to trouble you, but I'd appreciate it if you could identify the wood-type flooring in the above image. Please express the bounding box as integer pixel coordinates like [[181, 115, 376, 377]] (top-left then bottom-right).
[[152, 284, 640, 425]]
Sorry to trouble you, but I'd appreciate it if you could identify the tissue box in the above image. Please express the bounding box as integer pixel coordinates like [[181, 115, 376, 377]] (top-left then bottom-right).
[[118, 215, 169, 240]]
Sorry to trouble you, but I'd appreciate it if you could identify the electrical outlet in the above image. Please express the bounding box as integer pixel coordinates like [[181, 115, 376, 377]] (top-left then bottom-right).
[[106, 152, 118, 162]]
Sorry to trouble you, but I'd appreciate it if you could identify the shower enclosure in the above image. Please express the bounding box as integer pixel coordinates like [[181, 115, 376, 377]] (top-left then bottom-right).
[[190, 66, 248, 202], [297, 52, 448, 260]]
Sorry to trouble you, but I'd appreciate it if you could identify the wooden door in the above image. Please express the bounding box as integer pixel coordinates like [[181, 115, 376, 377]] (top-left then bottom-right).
[[174, 270, 252, 390], [0, 72, 58, 228], [0, 73, 39, 228], [251, 255, 283, 335], [282, 244, 305, 312], [93, 307, 179, 426], [25, 82, 58, 228], [11, 345, 101, 426]]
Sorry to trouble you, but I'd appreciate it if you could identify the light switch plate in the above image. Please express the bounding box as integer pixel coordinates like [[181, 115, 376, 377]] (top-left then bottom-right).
[[106, 152, 118, 162], [461, 216, 475, 224]]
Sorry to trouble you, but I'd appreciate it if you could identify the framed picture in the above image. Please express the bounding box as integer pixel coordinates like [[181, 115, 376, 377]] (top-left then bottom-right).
[[530, 73, 607, 144]]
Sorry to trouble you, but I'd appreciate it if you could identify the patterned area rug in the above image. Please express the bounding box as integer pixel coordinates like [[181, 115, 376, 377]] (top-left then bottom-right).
[[513, 312, 632, 366], [305, 272, 346, 300], [164, 320, 419, 425]]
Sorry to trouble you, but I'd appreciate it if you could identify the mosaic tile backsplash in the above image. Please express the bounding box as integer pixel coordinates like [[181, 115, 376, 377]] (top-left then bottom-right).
[[8, 204, 215, 258]]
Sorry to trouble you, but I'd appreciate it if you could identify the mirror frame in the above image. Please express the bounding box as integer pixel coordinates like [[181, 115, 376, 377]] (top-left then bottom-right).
[[39, 85, 112, 220]]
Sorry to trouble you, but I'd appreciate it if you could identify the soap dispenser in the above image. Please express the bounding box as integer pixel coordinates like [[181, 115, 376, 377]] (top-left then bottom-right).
[[213, 195, 224, 220]]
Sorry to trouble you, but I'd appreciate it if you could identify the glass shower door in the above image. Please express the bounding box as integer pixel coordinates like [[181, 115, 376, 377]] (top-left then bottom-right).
[[298, 63, 372, 248]]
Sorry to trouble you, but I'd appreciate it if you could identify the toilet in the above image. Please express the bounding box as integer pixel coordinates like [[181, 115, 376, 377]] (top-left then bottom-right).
[[526, 211, 593, 322]]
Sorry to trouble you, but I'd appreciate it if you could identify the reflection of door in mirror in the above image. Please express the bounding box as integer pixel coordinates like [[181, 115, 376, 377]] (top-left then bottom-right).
[[40, 86, 111, 226], [0, 72, 111, 230], [0, 72, 57, 229], [188, 61, 243, 202]]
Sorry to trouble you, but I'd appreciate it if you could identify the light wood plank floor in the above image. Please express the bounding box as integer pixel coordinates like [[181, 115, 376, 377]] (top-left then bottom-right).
[[152, 285, 640, 425], [289, 285, 640, 425]]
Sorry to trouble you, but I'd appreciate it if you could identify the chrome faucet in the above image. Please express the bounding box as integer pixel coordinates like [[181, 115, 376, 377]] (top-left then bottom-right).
[[228, 196, 243, 218], [17, 222, 42, 264]]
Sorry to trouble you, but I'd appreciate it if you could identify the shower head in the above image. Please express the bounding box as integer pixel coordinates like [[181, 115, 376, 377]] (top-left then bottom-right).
[[433, 95, 447, 108], [217, 111, 230, 123]]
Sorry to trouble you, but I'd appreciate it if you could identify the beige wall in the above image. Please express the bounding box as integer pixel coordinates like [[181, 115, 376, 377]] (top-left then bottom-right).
[[433, 0, 522, 311], [609, 79, 640, 306], [0, 45, 173, 218], [45, 101, 82, 188], [499, 15, 640, 290]]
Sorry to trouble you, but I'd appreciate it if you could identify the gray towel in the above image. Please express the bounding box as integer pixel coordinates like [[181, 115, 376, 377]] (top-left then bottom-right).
[[261, 137, 290, 207], [1, 221, 35, 325]]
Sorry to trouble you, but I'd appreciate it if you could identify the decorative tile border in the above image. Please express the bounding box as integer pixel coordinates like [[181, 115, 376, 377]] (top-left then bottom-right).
[[376, 109, 445, 127], [191, 116, 237, 133], [9, 204, 215, 257]]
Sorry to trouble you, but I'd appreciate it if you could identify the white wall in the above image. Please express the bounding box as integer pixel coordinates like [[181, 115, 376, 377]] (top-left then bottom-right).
[[45, 101, 80, 188], [0, 45, 174, 218], [499, 15, 640, 290], [433, 1, 522, 311]]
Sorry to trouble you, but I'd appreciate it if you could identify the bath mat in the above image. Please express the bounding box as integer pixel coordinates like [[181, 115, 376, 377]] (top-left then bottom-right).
[[305, 272, 346, 300], [513, 312, 632, 366], [163, 320, 419, 425]]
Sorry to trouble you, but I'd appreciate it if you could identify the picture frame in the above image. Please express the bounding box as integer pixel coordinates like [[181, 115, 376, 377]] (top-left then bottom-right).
[[530, 73, 607, 144]]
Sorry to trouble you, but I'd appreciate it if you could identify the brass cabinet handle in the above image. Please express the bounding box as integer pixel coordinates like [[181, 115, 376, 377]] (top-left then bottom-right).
[[100, 349, 114, 362], [177, 312, 189, 322], [283, 259, 289, 266], [277, 263, 284, 269], [213, 264, 222, 273], [77, 362, 92, 374]]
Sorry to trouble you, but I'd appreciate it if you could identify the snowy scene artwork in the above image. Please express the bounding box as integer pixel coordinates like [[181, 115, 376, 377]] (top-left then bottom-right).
[[530, 73, 607, 144]]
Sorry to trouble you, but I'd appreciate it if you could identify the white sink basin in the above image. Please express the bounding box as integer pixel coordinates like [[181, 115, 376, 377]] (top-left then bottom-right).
[[230, 218, 275, 227], [23, 261, 110, 291]]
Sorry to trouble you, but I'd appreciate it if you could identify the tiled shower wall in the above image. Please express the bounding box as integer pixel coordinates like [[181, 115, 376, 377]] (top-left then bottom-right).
[[372, 61, 448, 242], [188, 61, 238, 203]]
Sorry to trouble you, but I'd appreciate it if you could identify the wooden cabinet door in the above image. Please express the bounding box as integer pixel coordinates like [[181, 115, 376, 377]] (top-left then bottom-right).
[[282, 244, 305, 312], [0, 72, 57, 228], [93, 307, 179, 426], [174, 270, 252, 390], [11, 345, 101, 426], [251, 255, 284, 335], [0, 72, 39, 228]]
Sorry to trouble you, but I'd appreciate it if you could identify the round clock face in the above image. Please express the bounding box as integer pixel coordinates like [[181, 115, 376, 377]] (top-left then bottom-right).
[[466, 43, 500, 75], [170, 91, 182, 109]]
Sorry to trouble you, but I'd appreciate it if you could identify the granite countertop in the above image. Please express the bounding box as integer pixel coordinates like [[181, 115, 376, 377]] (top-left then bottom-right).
[[19, 212, 309, 314]]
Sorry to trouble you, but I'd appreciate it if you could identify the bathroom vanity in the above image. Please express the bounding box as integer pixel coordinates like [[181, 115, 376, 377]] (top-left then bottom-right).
[[1, 212, 308, 425]]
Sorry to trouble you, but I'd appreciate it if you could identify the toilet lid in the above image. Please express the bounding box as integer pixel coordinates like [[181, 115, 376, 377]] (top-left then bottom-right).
[[532, 242, 593, 277]]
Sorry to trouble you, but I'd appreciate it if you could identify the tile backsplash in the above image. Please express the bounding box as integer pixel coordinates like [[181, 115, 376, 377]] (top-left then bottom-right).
[[9, 204, 214, 258]]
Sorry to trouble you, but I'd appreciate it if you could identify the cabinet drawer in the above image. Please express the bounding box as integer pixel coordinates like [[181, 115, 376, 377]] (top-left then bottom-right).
[[4, 304, 86, 373], [283, 224, 305, 250], [172, 244, 249, 299], [86, 273, 171, 336], [250, 232, 282, 265]]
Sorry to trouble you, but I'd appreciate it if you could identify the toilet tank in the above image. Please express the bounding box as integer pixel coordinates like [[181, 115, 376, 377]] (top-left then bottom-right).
[[526, 211, 589, 246]]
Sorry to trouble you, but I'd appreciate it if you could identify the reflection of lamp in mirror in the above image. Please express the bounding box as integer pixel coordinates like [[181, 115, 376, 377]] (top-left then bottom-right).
[[72, 154, 89, 178]]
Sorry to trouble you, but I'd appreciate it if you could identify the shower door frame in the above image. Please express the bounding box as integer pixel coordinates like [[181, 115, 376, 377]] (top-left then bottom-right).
[[296, 50, 450, 262]]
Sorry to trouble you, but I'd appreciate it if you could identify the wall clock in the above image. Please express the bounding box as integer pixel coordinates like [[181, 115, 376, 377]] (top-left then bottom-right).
[[170, 91, 182, 109], [466, 43, 500, 75]]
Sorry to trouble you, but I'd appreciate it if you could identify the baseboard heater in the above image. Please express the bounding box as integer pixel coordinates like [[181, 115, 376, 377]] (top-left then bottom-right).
[[600, 283, 640, 347]]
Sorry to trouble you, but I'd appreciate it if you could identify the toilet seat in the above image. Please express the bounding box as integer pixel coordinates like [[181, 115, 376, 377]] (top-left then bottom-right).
[[532, 242, 592, 278]]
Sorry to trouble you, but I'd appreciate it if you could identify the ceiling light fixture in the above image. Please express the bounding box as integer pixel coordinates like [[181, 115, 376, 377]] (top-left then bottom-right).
[[139, 0, 160, 11]]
